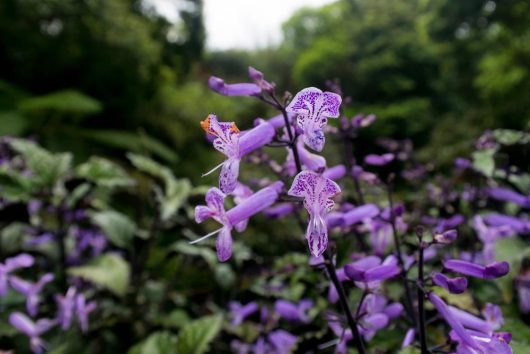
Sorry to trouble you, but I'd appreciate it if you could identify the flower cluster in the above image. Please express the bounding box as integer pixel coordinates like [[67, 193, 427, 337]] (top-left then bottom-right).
[[196, 68, 519, 353]]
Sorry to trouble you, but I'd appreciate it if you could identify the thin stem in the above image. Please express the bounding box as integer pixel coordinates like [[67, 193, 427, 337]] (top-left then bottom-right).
[[386, 181, 416, 326], [56, 203, 67, 292], [323, 251, 366, 354], [417, 239, 429, 354], [271, 93, 302, 173]]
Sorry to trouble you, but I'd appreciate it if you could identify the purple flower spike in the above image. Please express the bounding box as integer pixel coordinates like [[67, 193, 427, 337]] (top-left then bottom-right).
[[201, 114, 275, 193], [10, 273, 54, 317], [288, 171, 341, 257], [364, 153, 395, 166], [9, 312, 57, 354], [286, 87, 342, 152], [432, 272, 468, 294], [229, 301, 259, 326], [208, 76, 261, 96], [274, 299, 313, 323], [194, 182, 283, 262], [444, 259, 510, 280], [434, 229, 458, 244]]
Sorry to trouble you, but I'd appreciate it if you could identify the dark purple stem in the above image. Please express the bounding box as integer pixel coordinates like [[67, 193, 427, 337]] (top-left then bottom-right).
[[386, 180, 416, 327], [417, 234, 428, 354]]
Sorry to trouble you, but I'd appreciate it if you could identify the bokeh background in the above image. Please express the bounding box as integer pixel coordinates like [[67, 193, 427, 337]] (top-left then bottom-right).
[[1, 0, 530, 353]]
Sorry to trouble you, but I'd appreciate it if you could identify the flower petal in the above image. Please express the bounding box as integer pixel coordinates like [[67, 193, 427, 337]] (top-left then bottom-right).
[[219, 159, 240, 194], [306, 215, 328, 257], [216, 227, 233, 262]]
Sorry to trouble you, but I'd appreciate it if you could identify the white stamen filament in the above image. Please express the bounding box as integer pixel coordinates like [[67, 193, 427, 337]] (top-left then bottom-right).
[[201, 162, 224, 177], [189, 228, 222, 244]]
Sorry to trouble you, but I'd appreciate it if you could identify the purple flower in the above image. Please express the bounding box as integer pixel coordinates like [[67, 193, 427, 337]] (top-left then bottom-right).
[[287, 171, 341, 257], [208, 76, 261, 96], [352, 114, 376, 128], [263, 203, 294, 219], [433, 229, 458, 244], [341, 204, 379, 227], [483, 213, 530, 234], [266, 330, 298, 354], [487, 187, 530, 208], [248, 66, 274, 93], [201, 114, 275, 193], [286, 87, 342, 152], [444, 259, 509, 280], [401, 328, 416, 348], [364, 153, 394, 166], [274, 299, 313, 323], [56, 287, 96, 332], [455, 157, 472, 170], [194, 182, 283, 261], [0, 253, 34, 295], [344, 256, 400, 290], [322, 165, 346, 180], [76, 293, 96, 332], [10, 273, 54, 316], [432, 272, 468, 294], [229, 301, 258, 326], [9, 312, 57, 353], [285, 138, 326, 175]]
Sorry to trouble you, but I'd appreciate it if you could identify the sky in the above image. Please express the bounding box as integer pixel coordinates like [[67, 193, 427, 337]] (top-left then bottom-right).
[[149, 0, 336, 50]]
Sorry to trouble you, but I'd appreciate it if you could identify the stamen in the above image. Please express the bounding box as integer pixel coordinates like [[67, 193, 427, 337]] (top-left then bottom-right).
[[202, 162, 225, 177], [189, 228, 222, 244]]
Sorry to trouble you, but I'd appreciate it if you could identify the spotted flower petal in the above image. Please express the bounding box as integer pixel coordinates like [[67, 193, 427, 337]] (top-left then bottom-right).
[[286, 87, 342, 152]]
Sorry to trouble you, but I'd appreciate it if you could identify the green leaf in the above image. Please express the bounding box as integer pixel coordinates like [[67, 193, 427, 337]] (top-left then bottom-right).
[[8, 138, 72, 188], [0, 222, 27, 253], [0, 167, 32, 201], [81, 130, 178, 163], [172, 241, 217, 269], [472, 148, 496, 177], [128, 331, 178, 354], [215, 264, 236, 289], [68, 254, 130, 296], [17, 90, 102, 116], [128, 154, 190, 221], [176, 314, 223, 354], [76, 157, 134, 188], [398, 347, 421, 354], [91, 210, 137, 248], [493, 129, 530, 145]]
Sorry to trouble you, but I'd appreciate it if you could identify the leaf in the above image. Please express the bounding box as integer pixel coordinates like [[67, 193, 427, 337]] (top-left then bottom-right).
[[76, 157, 134, 188], [493, 129, 530, 145], [17, 90, 102, 116], [215, 264, 236, 289], [68, 254, 130, 296], [172, 241, 217, 269], [91, 210, 137, 248], [0, 222, 27, 253], [81, 130, 178, 163], [0, 167, 32, 201], [128, 154, 190, 221], [472, 148, 496, 177], [398, 347, 421, 354], [176, 314, 223, 354], [8, 138, 72, 188], [128, 331, 178, 354]]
